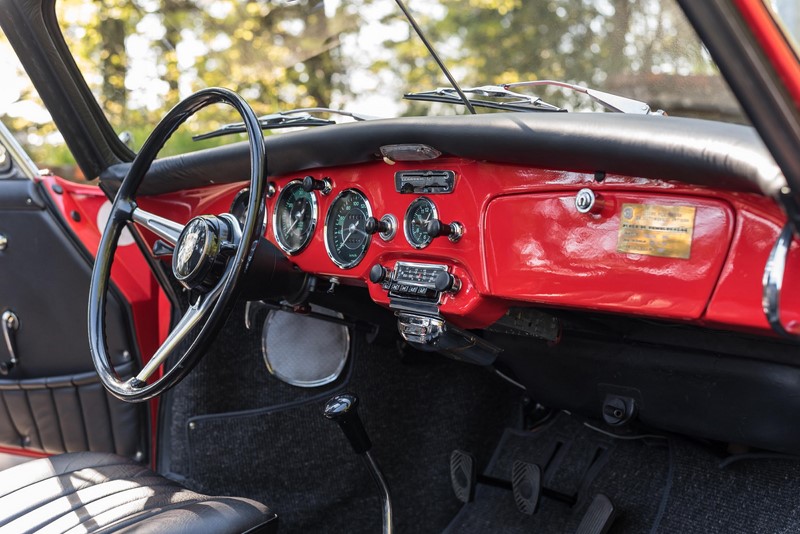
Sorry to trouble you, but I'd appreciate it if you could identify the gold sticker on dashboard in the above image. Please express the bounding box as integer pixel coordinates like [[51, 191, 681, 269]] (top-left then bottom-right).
[[617, 203, 696, 259]]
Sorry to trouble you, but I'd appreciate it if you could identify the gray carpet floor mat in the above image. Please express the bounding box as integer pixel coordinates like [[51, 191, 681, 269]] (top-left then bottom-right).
[[446, 413, 800, 533], [160, 301, 522, 533]]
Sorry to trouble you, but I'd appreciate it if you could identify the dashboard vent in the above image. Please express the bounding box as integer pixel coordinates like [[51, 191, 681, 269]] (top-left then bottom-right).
[[395, 170, 456, 194]]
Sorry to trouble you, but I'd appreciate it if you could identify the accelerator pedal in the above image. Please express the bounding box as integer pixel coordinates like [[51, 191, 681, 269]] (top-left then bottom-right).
[[450, 450, 478, 503], [575, 494, 616, 534], [511, 461, 542, 515]]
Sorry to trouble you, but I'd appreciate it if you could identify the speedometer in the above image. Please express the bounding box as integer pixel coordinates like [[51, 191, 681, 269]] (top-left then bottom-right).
[[273, 180, 318, 255], [324, 189, 372, 269]]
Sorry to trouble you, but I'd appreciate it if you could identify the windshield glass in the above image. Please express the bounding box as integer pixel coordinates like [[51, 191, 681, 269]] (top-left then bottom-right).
[[50, 0, 744, 154]]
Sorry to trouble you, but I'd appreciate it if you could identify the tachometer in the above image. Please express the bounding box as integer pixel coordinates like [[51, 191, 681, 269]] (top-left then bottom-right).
[[404, 197, 438, 249], [324, 189, 372, 269], [273, 180, 318, 254]]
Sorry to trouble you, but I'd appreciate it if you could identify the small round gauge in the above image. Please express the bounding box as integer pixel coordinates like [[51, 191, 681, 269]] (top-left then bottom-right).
[[229, 188, 250, 229], [273, 180, 318, 254], [404, 197, 438, 249], [324, 189, 372, 269]]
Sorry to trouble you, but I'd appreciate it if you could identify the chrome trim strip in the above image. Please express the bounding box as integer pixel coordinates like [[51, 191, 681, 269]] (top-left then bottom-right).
[[762, 223, 800, 340], [0, 120, 40, 180]]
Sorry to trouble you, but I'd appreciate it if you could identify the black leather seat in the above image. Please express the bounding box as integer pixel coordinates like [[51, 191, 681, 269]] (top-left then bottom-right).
[[0, 452, 277, 533]]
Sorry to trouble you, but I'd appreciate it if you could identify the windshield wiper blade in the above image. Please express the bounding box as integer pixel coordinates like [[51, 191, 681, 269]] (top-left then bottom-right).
[[504, 80, 660, 115], [404, 86, 564, 113], [193, 108, 381, 141]]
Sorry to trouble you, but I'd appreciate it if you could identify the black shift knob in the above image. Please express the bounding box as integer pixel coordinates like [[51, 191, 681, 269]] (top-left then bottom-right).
[[324, 393, 372, 454]]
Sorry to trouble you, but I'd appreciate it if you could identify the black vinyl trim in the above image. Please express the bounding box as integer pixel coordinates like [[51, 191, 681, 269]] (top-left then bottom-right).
[[98, 113, 786, 198]]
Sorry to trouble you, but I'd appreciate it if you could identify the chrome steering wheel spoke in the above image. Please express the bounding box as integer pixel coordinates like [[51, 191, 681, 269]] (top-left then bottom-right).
[[131, 281, 224, 386], [131, 206, 185, 246]]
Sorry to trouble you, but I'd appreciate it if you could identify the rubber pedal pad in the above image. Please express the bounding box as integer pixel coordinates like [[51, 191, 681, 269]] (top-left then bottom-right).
[[450, 450, 477, 503], [575, 494, 616, 534], [511, 461, 542, 515]]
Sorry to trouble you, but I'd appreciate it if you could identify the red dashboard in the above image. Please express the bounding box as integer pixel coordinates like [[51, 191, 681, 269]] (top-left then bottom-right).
[[45, 156, 800, 344]]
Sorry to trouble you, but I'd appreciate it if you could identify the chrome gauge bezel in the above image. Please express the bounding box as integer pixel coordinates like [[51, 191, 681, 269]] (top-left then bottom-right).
[[229, 187, 251, 230], [272, 180, 318, 255], [404, 196, 438, 249], [324, 188, 373, 269]]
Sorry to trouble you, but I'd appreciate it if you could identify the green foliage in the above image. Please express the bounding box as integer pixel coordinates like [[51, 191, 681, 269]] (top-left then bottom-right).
[[0, 0, 739, 181]]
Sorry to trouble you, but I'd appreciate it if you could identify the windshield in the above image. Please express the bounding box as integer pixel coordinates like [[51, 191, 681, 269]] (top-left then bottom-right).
[[25, 0, 748, 162]]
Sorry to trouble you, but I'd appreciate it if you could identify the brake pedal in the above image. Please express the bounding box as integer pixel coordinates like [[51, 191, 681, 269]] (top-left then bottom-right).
[[511, 460, 542, 515], [450, 450, 477, 503], [575, 494, 616, 534]]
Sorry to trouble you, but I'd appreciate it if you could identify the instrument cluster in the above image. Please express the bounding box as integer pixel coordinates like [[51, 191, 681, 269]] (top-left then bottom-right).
[[257, 173, 463, 272]]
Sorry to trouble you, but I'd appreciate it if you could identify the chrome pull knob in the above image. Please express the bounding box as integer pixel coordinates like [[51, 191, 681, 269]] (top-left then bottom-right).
[[426, 219, 464, 243], [301, 176, 332, 195]]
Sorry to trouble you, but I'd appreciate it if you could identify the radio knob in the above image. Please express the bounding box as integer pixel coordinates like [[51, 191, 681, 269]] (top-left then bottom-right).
[[369, 264, 389, 284], [433, 271, 461, 294], [302, 175, 332, 195], [426, 219, 464, 243]]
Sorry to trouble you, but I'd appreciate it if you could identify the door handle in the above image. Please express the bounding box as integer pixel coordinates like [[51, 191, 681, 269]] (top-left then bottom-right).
[[0, 310, 19, 375]]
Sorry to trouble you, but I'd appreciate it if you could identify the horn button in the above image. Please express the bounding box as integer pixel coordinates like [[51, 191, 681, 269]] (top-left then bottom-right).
[[172, 216, 232, 291]]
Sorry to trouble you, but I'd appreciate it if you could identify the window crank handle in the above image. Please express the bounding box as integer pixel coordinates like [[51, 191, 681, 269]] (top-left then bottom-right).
[[0, 310, 19, 375]]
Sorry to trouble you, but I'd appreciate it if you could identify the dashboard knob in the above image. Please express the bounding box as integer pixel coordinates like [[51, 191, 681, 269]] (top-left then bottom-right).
[[369, 264, 388, 284], [302, 175, 332, 195], [433, 271, 461, 294], [426, 219, 464, 243], [365, 217, 389, 235]]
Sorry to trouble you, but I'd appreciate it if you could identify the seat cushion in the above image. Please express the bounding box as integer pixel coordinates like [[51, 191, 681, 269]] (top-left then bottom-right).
[[0, 452, 277, 534]]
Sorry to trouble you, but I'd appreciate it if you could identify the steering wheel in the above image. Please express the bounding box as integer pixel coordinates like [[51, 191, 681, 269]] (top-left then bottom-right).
[[89, 88, 266, 402]]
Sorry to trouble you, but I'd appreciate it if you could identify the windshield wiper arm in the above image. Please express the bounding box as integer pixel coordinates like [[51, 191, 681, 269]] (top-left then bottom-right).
[[504, 80, 660, 115], [404, 86, 564, 113], [193, 108, 381, 141]]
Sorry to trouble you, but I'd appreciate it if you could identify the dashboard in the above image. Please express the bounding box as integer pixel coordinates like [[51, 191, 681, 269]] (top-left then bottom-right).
[[79, 112, 794, 347], [133, 154, 800, 340]]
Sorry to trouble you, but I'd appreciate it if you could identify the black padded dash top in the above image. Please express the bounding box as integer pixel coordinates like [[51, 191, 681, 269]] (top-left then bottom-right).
[[0, 452, 277, 533]]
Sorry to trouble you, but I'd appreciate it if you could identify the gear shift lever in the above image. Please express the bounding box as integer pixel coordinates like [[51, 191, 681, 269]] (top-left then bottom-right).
[[325, 393, 393, 534]]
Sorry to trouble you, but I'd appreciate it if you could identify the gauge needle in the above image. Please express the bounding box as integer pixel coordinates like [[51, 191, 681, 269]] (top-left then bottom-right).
[[343, 222, 368, 243], [286, 206, 306, 233]]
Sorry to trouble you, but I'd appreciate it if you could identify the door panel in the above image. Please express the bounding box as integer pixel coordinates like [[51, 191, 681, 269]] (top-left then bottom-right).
[[0, 176, 145, 458]]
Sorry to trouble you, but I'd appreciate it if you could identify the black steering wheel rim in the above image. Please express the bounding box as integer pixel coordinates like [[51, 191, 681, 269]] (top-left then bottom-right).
[[88, 87, 266, 402]]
